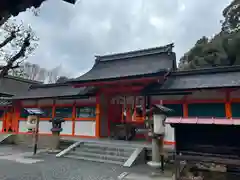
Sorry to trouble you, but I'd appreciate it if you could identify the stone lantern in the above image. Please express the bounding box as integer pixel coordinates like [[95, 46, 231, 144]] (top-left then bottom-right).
[[24, 108, 45, 154], [26, 115, 38, 132], [145, 104, 173, 172], [48, 117, 65, 151]]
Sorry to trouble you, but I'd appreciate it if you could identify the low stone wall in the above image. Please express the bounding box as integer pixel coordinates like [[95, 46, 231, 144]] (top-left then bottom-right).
[[5, 134, 60, 149]]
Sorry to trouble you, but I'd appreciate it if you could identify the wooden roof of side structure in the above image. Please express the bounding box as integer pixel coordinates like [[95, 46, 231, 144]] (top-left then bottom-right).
[[0, 75, 41, 97], [11, 65, 240, 100], [143, 65, 240, 95], [11, 82, 96, 100]]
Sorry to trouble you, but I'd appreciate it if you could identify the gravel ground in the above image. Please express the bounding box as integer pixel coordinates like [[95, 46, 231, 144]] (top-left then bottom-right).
[[0, 145, 168, 180], [1, 145, 239, 180]]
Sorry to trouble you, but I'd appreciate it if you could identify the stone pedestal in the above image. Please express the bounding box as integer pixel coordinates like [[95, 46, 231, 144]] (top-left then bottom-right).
[[148, 135, 165, 174], [148, 137, 161, 168], [50, 132, 60, 150]]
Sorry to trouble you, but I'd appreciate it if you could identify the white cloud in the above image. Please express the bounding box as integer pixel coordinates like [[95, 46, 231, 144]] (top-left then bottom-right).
[[10, 0, 233, 78]]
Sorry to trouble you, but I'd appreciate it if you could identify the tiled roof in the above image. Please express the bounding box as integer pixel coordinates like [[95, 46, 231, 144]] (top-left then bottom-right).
[[72, 44, 176, 82], [11, 84, 95, 100], [0, 76, 41, 96], [144, 66, 240, 92], [95, 43, 174, 61], [162, 67, 240, 90]]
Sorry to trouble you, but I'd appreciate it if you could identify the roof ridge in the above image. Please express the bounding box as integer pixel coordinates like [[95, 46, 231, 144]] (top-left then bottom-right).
[[30, 83, 70, 89], [95, 43, 174, 62], [172, 65, 240, 76], [5, 75, 42, 84]]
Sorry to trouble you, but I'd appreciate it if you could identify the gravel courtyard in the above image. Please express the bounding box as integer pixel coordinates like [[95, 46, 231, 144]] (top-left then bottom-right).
[[1, 145, 239, 180], [0, 145, 167, 180]]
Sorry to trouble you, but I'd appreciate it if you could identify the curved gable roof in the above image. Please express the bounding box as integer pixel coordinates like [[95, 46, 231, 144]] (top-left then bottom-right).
[[72, 44, 176, 83]]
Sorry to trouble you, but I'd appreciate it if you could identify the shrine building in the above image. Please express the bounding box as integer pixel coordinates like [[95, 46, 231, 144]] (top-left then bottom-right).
[[1, 43, 240, 146]]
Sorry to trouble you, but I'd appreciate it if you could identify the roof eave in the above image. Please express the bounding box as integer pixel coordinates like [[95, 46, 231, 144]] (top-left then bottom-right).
[[173, 65, 240, 77], [158, 86, 240, 92], [96, 43, 174, 62], [11, 94, 91, 101], [70, 71, 167, 85]]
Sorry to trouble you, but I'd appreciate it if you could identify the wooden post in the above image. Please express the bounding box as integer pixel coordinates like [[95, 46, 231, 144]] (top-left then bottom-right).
[[33, 115, 40, 155], [174, 160, 180, 180], [160, 135, 165, 172]]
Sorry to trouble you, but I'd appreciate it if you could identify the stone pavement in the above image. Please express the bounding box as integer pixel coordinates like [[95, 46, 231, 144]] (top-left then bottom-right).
[[1, 145, 239, 180], [0, 146, 45, 164], [0, 145, 172, 180], [118, 172, 173, 180]]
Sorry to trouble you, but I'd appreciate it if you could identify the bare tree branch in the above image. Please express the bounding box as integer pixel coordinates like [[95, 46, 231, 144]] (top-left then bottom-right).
[[0, 33, 31, 77], [0, 30, 18, 49], [0, 19, 39, 78], [0, 13, 10, 27]]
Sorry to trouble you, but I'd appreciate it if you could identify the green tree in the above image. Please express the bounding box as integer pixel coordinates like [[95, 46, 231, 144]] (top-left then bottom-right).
[[222, 0, 240, 32], [179, 0, 240, 70]]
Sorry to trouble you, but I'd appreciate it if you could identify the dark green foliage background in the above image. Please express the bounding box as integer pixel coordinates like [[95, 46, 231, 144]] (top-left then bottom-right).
[[179, 0, 240, 70]]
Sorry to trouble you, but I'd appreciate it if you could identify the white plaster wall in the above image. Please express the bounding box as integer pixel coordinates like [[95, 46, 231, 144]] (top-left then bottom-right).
[[188, 90, 225, 100], [75, 121, 96, 136], [0, 120, 3, 132], [39, 121, 52, 134], [164, 123, 175, 143], [60, 121, 73, 135], [37, 99, 54, 106], [231, 89, 240, 99], [18, 120, 28, 132], [21, 100, 37, 106]]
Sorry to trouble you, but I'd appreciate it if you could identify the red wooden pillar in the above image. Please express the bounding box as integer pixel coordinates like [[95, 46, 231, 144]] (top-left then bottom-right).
[[183, 103, 188, 118], [95, 93, 100, 138], [14, 101, 21, 133], [225, 90, 232, 118], [72, 101, 76, 136], [107, 94, 112, 137]]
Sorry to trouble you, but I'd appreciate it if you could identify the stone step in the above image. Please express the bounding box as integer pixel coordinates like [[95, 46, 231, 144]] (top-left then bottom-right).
[[59, 140, 75, 149], [65, 154, 124, 165], [69, 151, 128, 163], [58, 140, 145, 166], [75, 146, 132, 157]]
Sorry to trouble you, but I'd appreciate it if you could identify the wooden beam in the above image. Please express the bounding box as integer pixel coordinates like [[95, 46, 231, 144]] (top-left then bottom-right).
[[101, 86, 144, 94], [183, 103, 188, 118], [73, 76, 161, 87]]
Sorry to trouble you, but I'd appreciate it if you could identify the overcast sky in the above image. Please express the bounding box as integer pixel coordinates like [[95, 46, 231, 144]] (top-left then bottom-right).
[[15, 0, 232, 78]]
